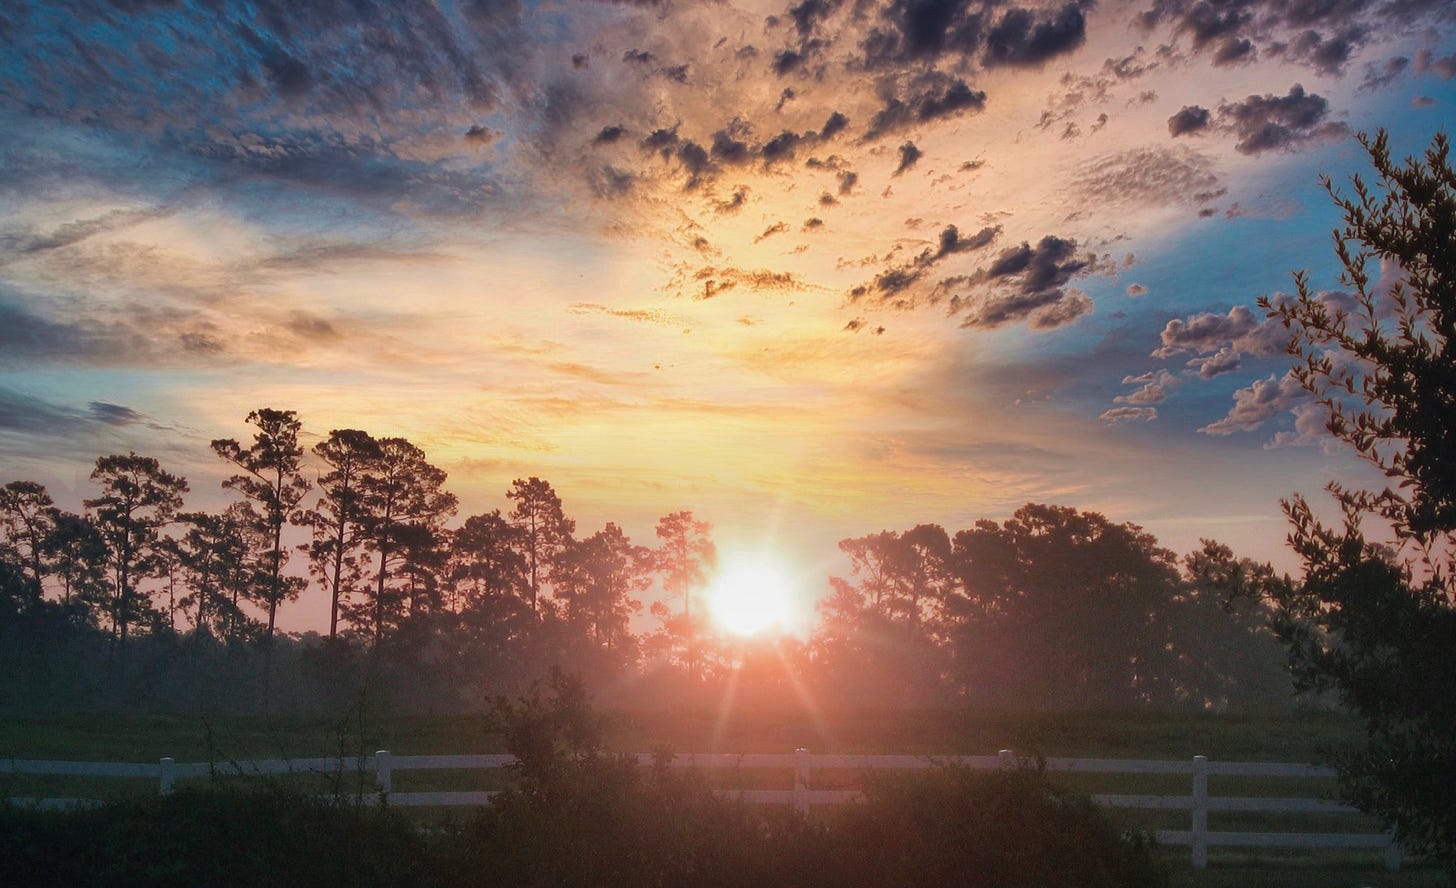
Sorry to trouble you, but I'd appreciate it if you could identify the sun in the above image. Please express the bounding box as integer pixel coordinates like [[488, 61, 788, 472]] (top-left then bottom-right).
[[704, 554, 797, 637]]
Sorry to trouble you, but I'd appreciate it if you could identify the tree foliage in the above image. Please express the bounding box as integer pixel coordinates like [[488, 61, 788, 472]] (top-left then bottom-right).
[[1257, 130, 1456, 865]]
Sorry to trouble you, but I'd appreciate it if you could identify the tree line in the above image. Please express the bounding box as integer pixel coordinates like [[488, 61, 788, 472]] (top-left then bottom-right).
[[0, 411, 1292, 711]]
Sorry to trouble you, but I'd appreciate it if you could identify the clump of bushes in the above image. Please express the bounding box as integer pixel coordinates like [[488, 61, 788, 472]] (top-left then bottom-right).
[[1, 786, 425, 887], [3, 673, 1167, 887]]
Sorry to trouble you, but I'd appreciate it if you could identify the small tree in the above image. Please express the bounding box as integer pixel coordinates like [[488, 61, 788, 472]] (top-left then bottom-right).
[[1257, 130, 1456, 865]]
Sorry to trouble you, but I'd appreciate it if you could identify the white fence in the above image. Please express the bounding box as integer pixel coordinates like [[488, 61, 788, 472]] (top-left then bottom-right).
[[5, 750, 1400, 872]]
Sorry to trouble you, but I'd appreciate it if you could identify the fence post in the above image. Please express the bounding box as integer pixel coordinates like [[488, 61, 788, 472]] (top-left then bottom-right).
[[1384, 830, 1401, 873], [794, 748, 810, 815], [374, 750, 392, 802], [159, 757, 175, 796], [998, 749, 1015, 770], [1191, 755, 1208, 869]]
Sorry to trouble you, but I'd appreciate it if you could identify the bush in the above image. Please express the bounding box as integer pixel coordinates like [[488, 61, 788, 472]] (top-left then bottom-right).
[[1, 787, 425, 888], [806, 766, 1167, 888]]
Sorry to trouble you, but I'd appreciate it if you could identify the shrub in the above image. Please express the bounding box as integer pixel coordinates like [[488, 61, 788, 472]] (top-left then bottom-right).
[[1, 786, 425, 888]]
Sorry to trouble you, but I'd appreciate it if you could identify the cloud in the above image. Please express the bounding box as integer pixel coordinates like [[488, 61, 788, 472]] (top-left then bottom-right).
[[1200, 372, 1309, 435], [1126, 283, 1148, 296], [568, 303, 687, 326], [1167, 105, 1210, 137], [1100, 405, 1157, 423], [982, 4, 1088, 68], [1360, 56, 1410, 91], [864, 72, 987, 140], [1075, 145, 1222, 208], [1116, 369, 1176, 404], [1152, 304, 1287, 358], [848, 224, 1001, 303], [894, 141, 923, 175], [1415, 48, 1456, 79], [948, 235, 1099, 330], [88, 401, 146, 426], [1216, 84, 1348, 155], [1188, 345, 1242, 378], [690, 266, 807, 300]]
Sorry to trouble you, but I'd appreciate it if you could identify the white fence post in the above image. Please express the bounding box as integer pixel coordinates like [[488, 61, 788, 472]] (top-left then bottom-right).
[[374, 750, 392, 802], [998, 749, 1015, 770], [1191, 755, 1209, 869], [794, 748, 810, 815], [159, 757, 174, 796], [1384, 831, 1401, 873]]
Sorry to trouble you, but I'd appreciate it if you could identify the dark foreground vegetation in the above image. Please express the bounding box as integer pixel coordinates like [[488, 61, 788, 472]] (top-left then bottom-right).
[[2, 677, 1168, 888]]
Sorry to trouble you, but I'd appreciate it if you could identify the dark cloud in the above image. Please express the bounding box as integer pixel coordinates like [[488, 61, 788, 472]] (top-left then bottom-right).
[[1361, 56, 1409, 91], [1168, 105, 1211, 136], [837, 169, 859, 194], [464, 124, 501, 147], [762, 130, 805, 165], [0, 387, 94, 436], [1216, 83, 1347, 154], [623, 48, 655, 65], [894, 141, 923, 175], [88, 401, 146, 426], [856, 0, 1085, 70], [864, 72, 987, 140], [982, 4, 1088, 68], [593, 125, 628, 145], [818, 111, 850, 140], [803, 217, 825, 230], [848, 224, 1001, 303], [1211, 36, 1255, 66], [935, 235, 1099, 331], [0, 1, 538, 214]]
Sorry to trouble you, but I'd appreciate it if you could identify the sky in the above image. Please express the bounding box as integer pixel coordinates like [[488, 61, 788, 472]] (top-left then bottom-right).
[[2, 0, 1454, 632]]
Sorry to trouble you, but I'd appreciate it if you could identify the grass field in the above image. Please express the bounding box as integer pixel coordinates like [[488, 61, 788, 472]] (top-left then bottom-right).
[[3, 706, 1448, 885]]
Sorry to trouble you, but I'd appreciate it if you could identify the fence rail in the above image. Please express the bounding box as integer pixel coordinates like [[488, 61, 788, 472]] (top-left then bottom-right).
[[4, 750, 1399, 871]]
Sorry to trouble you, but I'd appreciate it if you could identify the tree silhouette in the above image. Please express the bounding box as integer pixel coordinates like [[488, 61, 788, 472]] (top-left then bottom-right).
[[212, 409, 311, 644], [354, 438, 457, 645], [298, 429, 381, 639], [653, 511, 715, 681], [176, 504, 258, 642], [944, 505, 1183, 707], [506, 477, 575, 614], [84, 453, 188, 647], [555, 522, 650, 657], [1257, 130, 1456, 864], [0, 481, 57, 610]]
